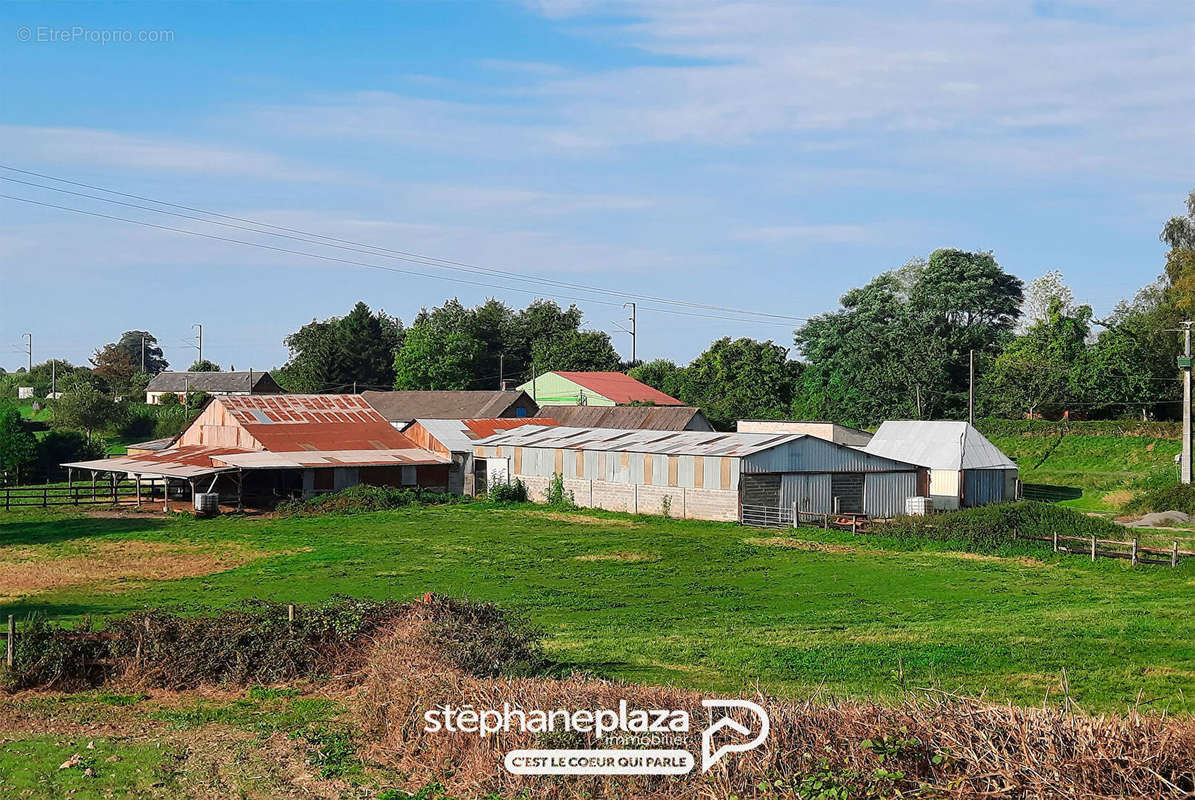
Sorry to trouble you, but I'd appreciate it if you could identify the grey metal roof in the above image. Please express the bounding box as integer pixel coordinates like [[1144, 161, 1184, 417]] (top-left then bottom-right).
[[535, 405, 712, 431], [362, 390, 533, 422], [146, 371, 282, 393], [476, 425, 813, 457], [413, 418, 482, 453], [864, 421, 1016, 470]]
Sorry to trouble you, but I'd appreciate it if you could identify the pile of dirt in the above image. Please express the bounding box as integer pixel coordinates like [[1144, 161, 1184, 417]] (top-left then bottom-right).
[[356, 601, 1195, 799]]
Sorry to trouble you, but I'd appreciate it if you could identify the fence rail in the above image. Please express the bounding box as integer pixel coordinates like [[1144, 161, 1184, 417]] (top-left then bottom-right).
[[1, 479, 167, 509]]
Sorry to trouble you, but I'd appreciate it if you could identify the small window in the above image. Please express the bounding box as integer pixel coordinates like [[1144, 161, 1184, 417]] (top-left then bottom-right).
[[401, 465, 417, 486], [516, 407, 527, 417]]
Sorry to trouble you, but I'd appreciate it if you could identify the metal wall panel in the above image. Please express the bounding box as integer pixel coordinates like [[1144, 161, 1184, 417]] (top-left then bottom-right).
[[780, 473, 831, 513], [963, 469, 1010, 507], [678, 455, 696, 489], [742, 435, 914, 474], [864, 472, 918, 517]]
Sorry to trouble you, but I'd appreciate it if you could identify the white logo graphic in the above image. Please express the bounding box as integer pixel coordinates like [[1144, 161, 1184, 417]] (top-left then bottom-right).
[[700, 699, 770, 772]]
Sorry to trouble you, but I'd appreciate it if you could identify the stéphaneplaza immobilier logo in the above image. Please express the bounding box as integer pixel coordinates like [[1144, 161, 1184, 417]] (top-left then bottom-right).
[[423, 698, 769, 775]]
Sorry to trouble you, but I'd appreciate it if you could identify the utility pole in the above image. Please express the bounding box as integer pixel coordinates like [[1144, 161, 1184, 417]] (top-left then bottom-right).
[[193, 323, 203, 366], [968, 349, 975, 426], [1181, 322, 1193, 484], [24, 333, 31, 373], [621, 302, 637, 365]]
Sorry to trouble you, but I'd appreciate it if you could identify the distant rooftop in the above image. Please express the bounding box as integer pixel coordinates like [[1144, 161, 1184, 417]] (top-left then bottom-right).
[[146, 370, 282, 394], [361, 390, 533, 422]]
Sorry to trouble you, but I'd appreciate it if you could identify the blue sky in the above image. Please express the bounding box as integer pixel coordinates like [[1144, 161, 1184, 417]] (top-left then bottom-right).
[[1, 0, 1191, 375]]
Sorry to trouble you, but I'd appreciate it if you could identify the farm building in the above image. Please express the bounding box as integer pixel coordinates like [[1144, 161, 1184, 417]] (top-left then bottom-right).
[[362, 390, 538, 427], [146, 370, 283, 404], [403, 417, 558, 494], [62, 394, 450, 509], [736, 420, 872, 446], [473, 426, 925, 522], [516, 371, 683, 407], [536, 405, 713, 432], [863, 421, 1017, 510]]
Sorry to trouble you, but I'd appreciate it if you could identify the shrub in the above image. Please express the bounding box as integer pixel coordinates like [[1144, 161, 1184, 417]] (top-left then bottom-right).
[[487, 478, 528, 503], [874, 501, 1125, 553], [106, 596, 404, 689], [421, 594, 548, 678], [1122, 483, 1195, 516], [278, 484, 466, 515], [156, 392, 180, 407], [545, 472, 575, 509], [34, 429, 104, 482], [1, 614, 111, 691]]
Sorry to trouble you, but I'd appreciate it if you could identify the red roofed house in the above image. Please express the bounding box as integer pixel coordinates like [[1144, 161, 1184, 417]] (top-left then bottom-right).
[[515, 371, 683, 407], [62, 394, 451, 510], [403, 417, 559, 494]]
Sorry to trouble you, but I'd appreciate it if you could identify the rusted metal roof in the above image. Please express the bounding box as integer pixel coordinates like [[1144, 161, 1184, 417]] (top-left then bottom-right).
[[414, 417, 558, 454], [551, 372, 683, 405], [213, 449, 449, 469], [535, 405, 711, 431], [217, 394, 422, 452], [62, 446, 246, 479]]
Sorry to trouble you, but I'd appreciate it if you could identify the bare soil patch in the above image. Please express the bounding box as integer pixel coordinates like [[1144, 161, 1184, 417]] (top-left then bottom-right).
[[0, 540, 269, 602], [533, 511, 638, 527], [573, 551, 658, 563]]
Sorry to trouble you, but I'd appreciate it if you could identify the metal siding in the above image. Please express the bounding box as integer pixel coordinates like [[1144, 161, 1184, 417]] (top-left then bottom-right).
[[963, 469, 1008, 507], [585, 450, 600, 479], [704, 456, 721, 489], [864, 472, 918, 517], [678, 455, 696, 489], [741, 436, 914, 474], [654, 454, 668, 486]]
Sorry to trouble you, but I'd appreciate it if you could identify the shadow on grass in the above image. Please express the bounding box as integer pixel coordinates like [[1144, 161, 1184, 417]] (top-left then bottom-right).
[[1021, 483, 1084, 502], [0, 516, 170, 547]]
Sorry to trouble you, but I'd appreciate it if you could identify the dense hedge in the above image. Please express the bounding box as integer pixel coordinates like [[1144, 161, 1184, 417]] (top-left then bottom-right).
[[1122, 483, 1195, 516], [874, 501, 1126, 552], [278, 484, 467, 515], [977, 417, 1181, 440]]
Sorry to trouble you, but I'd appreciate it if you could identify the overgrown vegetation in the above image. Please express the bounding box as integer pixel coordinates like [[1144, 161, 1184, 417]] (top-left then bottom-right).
[[544, 472, 575, 509], [487, 477, 528, 503], [875, 501, 1126, 553], [421, 594, 547, 678], [1123, 483, 1195, 516], [277, 484, 467, 515]]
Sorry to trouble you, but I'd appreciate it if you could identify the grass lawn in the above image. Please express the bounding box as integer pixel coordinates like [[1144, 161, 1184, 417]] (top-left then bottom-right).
[[989, 431, 1180, 512], [2, 504, 1194, 715]]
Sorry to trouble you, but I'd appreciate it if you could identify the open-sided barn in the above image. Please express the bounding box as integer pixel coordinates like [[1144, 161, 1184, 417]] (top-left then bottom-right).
[[473, 426, 925, 522], [62, 394, 450, 508]]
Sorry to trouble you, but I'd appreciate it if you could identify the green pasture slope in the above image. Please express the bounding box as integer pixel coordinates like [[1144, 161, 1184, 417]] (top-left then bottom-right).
[[3, 503, 1194, 714], [979, 419, 1181, 512]]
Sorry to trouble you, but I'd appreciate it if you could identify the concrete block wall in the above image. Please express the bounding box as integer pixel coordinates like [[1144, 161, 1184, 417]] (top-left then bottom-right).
[[510, 472, 738, 521]]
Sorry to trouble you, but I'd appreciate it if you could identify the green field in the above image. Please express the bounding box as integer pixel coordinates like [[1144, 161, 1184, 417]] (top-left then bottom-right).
[[3, 503, 1193, 715], [984, 423, 1181, 512]]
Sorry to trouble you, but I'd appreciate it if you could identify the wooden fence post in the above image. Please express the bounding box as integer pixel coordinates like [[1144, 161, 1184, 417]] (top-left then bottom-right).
[[1131, 538, 1139, 567], [1172, 540, 1179, 568], [1091, 535, 1096, 562], [852, 516, 857, 534], [823, 513, 829, 530], [6, 615, 13, 668], [42, 487, 47, 508], [1052, 531, 1058, 553], [288, 604, 295, 626]]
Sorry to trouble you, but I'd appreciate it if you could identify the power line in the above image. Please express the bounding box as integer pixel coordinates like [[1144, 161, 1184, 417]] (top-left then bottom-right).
[[0, 191, 800, 330], [0, 165, 807, 324]]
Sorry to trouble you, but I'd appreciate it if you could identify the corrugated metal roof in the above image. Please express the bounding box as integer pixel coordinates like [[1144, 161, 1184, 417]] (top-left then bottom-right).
[[217, 394, 421, 452], [535, 405, 710, 431], [213, 449, 449, 469], [63, 446, 246, 479], [550, 372, 683, 406], [146, 371, 282, 393], [415, 418, 558, 453], [475, 425, 808, 457], [864, 421, 1017, 470], [125, 436, 178, 452], [361, 390, 533, 422]]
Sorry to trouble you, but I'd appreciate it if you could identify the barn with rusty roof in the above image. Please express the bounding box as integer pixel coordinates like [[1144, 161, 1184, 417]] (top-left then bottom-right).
[[473, 425, 925, 522], [62, 394, 451, 510]]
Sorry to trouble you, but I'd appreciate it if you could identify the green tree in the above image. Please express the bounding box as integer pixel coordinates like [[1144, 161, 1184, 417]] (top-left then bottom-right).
[[52, 375, 119, 441], [393, 323, 483, 390], [34, 429, 103, 483], [1161, 189, 1195, 314], [530, 330, 621, 374], [188, 359, 221, 372], [89, 343, 139, 395], [680, 338, 799, 429], [0, 404, 37, 485], [113, 330, 168, 375], [989, 299, 1091, 418], [278, 302, 403, 392], [628, 359, 687, 400]]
